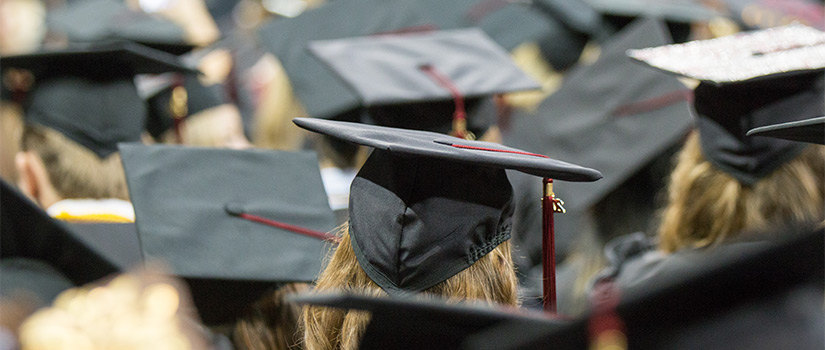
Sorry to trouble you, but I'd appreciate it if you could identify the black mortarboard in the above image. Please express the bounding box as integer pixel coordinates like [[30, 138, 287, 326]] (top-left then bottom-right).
[[307, 28, 540, 136], [465, 225, 824, 350], [293, 117, 601, 295], [291, 292, 560, 350], [0, 42, 195, 158], [747, 116, 825, 145], [48, 0, 196, 55], [141, 72, 228, 140], [257, 0, 428, 121], [119, 144, 337, 325], [507, 18, 692, 213], [0, 180, 121, 288], [0, 258, 75, 306], [628, 24, 825, 184]]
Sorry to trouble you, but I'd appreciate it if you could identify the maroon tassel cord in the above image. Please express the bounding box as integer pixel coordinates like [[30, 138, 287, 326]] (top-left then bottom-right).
[[418, 64, 474, 140], [225, 204, 340, 243], [542, 178, 565, 313]]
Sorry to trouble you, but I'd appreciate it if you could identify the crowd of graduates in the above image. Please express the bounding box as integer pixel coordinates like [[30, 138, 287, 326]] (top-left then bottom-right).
[[0, 0, 824, 349]]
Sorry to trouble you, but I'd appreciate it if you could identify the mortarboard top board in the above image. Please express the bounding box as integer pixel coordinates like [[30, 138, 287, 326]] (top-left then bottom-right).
[[290, 292, 562, 349], [0, 42, 196, 158], [747, 116, 825, 145], [0, 258, 76, 306], [626, 24, 825, 85], [506, 18, 691, 213], [465, 224, 824, 350], [48, 0, 197, 55], [118, 144, 337, 325], [307, 28, 540, 136], [293, 117, 601, 295], [627, 24, 825, 184], [257, 0, 429, 121], [0, 179, 122, 287]]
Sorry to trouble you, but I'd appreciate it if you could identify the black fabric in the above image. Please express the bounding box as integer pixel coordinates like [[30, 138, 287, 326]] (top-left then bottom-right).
[[145, 73, 228, 139], [119, 144, 336, 325], [48, 0, 195, 55], [583, 0, 721, 23], [349, 150, 513, 294], [0, 42, 194, 158], [0, 180, 120, 286], [290, 293, 559, 349], [293, 118, 601, 294], [693, 73, 822, 185], [0, 258, 76, 306], [747, 116, 825, 145], [293, 118, 603, 181], [465, 225, 825, 350]]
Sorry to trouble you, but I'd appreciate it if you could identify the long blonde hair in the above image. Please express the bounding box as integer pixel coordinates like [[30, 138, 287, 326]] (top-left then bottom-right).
[[233, 283, 311, 350], [303, 226, 519, 350], [658, 131, 825, 253]]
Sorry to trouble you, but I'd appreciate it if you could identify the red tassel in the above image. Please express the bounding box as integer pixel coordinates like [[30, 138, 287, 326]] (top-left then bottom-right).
[[542, 178, 557, 313]]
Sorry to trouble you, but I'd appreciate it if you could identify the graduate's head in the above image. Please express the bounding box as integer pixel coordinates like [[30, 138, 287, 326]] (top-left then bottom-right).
[[1, 43, 192, 206], [625, 25, 825, 252], [293, 117, 602, 348]]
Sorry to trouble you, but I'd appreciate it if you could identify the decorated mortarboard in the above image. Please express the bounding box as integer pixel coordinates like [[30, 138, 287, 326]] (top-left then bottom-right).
[[0, 42, 196, 158], [747, 116, 825, 145], [290, 292, 561, 350], [48, 0, 196, 55], [293, 118, 601, 308], [0, 180, 123, 288], [503, 19, 692, 276], [465, 225, 824, 350], [628, 24, 825, 184], [119, 144, 337, 325], [307, 28, 540, 138]]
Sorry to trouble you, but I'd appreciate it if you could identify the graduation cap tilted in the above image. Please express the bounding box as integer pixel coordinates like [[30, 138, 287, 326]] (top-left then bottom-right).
[[0, 179, 127, 300], [628, 24, 825, 184], [48, 0, 196, 55], [307, 28, 540, 138], [464, 224, 824, 350], [504, 19, 693, 274], [119, 144, 337, 325], [747, 116, 825, 145], [0, 42, 196, 158], [290, 292, 562, 350], [293, 118, 601, 309], [582, 0, 722, 23]]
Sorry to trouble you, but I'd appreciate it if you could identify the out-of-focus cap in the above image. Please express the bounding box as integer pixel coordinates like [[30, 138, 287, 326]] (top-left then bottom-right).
[[48, 0, 196, 55], [119, 144, 337, 324]]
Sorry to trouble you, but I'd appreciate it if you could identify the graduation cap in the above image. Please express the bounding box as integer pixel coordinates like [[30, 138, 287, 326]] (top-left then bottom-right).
[[290, 292, 562, 349], [628, 24, 825, 184], [0, 42, 196, 158], [140, 72, 228, 141], [581, 0, 723, 42], [465, 224, 824, 349], [503, 19, 692, 275], [747, 116, 825, 145], [119, 144, 337, 325], [257, 0, 430, 121], [47, 0, 196, 55], [0, 179, 123, 291], [307, 28, 540, 138], [293, 118, 601, 309]]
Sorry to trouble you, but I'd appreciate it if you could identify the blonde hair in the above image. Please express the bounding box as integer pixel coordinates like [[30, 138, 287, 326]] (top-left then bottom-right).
[[233, 283, 310, 350], [658, 131, 825, 253], [303, 226, 519, 350], [20, 124, 129, 200], [252, 56, 307, 151]]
